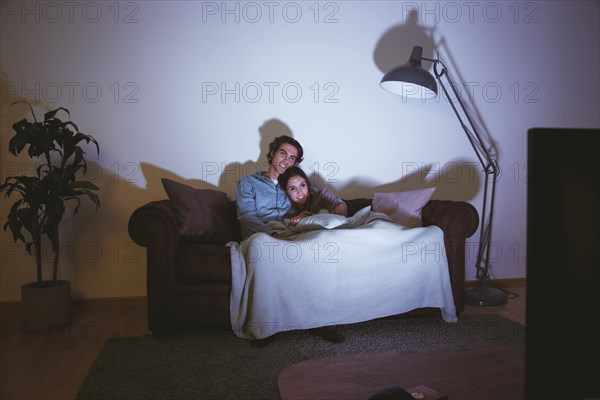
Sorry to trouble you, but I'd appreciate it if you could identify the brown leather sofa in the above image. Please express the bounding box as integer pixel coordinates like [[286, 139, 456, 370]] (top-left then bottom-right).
[[129, 195, 478, 336]]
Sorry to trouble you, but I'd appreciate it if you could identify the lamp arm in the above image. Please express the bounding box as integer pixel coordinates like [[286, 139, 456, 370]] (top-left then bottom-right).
[[426, 57, 499, 279], [427, 58, 496, 172]]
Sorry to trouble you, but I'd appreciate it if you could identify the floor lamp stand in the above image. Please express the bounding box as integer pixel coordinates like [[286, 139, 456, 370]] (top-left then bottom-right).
[[429, 58, 508, 307]]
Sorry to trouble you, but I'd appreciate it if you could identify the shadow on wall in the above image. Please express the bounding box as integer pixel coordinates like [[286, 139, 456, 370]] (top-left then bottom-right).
[[219, 118, 293, 195], [138, 118, 295, 199], [373, 10, 501, 162], [326, 160, 481, 202], [373, 10, 437, 74], [127, 9, 495, 209], [0, 71, 44, 138], [138, 117, 481, 205]]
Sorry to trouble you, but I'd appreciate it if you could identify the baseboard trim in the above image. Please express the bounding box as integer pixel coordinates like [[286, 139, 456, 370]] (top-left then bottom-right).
[[73, 296, 148, 309], [1, 296, 148, 310]]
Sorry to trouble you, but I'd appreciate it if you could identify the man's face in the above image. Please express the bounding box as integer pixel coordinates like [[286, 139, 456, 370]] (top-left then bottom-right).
[[271, 143, 298, 176]]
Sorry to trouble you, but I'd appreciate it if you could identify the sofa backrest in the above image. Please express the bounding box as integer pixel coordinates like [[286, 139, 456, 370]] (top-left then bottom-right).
[[344, 198, 373, 215]]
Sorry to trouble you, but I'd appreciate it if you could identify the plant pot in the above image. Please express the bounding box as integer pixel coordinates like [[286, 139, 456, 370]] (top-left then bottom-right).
[[21, 280, 72, 330]]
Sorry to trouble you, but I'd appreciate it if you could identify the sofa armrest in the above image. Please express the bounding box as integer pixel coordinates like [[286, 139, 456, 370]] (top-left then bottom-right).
[[128, 200, 178, 248], [422, 200, 479, 239], [422, 200, 479, 313], [128, 200, 179, 333]]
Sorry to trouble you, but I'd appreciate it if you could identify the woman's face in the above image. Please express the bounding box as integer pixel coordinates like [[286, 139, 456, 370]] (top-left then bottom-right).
[[285, 175, 309, 205]]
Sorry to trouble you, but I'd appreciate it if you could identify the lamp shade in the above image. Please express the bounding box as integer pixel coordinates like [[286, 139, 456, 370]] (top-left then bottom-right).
[[380, 46, 438, 98]]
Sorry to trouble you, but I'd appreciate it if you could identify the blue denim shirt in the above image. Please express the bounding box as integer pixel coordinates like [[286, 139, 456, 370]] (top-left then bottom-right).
[[236, 171, 292, 239]]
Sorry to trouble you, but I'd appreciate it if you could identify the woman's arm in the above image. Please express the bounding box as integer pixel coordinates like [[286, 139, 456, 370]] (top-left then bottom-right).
[[289, 210, 313, 226], [332, 202, 348, 216], [311, 188, 348, 216]]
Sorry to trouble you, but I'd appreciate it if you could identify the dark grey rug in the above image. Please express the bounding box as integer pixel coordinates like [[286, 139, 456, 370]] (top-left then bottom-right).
[[76, 314, 524, 400]]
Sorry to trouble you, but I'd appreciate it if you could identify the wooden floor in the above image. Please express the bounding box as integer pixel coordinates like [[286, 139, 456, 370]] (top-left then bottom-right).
[[0, 280, 525, 400]]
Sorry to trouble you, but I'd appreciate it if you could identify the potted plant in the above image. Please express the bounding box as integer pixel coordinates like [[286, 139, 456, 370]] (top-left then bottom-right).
[[1, 101, 100, 329]]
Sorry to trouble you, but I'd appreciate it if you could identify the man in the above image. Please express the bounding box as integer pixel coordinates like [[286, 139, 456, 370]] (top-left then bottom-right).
[[236, 135, 304, 239]]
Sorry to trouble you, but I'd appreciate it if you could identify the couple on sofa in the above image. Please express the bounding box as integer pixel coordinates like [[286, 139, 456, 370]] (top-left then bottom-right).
[[236, 135, 347, 240]]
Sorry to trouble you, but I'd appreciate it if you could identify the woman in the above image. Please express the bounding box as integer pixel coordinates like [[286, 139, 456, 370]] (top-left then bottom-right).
[[277, 166, 348, 226]]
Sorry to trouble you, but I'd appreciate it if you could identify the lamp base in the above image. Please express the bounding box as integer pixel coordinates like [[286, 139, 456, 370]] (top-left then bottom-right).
[[465, 280, 508, 306]]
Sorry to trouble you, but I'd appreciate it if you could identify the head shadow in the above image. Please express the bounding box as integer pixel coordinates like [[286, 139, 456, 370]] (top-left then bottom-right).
[[138, 118, 298, 200], [216, 118, 296, 196]]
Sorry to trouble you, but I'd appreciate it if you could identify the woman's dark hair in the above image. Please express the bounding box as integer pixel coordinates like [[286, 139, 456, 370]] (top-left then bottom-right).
[[278, 166, 312, 196], [267, 135, 304, 165]]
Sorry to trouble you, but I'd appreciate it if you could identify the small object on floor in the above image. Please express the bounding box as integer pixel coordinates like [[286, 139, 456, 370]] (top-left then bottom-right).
[[310, 326, 346, 343], [368, 386, 414, 399], [249, 335, 276, 348], [369, 385, 447, 400], [406, 385, 448, 400]]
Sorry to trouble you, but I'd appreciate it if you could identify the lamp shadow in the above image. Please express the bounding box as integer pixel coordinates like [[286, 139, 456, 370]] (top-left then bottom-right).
[[373, 11, 436, 74]]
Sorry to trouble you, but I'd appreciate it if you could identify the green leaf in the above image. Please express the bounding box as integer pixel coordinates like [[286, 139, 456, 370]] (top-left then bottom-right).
[[44, 107, 70, 122], [70, 181, 100, 190]]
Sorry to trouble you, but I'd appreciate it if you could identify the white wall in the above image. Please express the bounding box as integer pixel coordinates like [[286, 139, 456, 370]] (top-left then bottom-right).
[[1, 1, 599, 301]]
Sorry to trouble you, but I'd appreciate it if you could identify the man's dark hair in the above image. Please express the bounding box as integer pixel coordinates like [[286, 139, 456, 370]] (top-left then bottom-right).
[[267, 135, 304, 165]]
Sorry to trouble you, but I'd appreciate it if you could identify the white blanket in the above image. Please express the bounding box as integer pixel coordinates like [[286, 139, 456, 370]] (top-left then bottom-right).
[[228, 210, 457, 340]]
